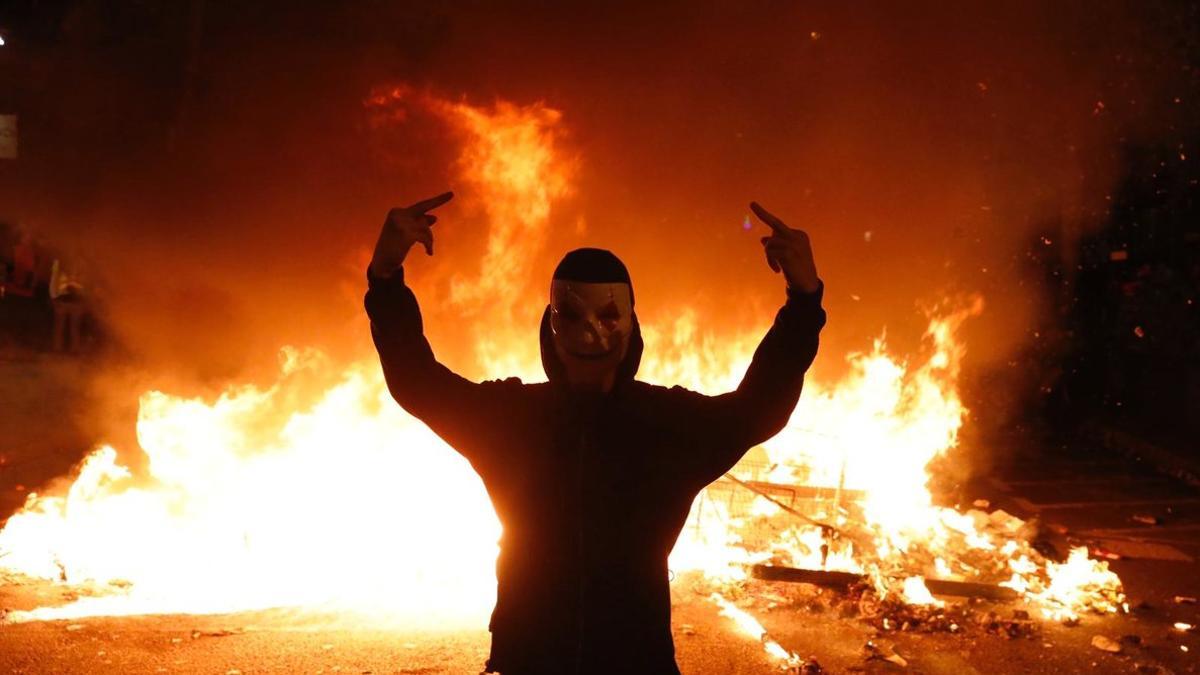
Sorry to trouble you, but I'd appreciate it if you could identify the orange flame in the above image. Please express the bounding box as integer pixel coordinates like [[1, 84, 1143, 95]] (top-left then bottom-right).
[[0, 87, 1123, 638]]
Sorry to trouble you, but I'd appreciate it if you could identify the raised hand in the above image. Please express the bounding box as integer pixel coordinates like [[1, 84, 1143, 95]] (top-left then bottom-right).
[[370, 191, 454, 278], [751, 201, 820, 294]]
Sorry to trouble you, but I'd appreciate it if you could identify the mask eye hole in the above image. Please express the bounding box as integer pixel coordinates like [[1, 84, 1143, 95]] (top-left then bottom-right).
[[597, 302, 621, 331], [556, 304, 582, 323]]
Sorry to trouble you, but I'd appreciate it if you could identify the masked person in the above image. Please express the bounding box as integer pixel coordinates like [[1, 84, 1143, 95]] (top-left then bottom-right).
[[365, 192, 825, 675]]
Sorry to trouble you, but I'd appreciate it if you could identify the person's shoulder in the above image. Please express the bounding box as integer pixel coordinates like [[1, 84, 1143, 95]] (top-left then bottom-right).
[[630, 380, 704, 401], [481, 376, 526, 389], [479, 377, 557, 394]]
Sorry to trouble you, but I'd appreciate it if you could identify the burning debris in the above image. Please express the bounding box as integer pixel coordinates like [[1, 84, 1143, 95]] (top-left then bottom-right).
[[649, 299, 1131, 666], [0, 78, 1139, 672], [0, 290, 1126, 657], [665, 302, 1125, 669], [862, 639, 907, 667]]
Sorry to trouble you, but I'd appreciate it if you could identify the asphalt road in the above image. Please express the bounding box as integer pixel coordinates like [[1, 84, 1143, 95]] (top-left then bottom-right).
[[0, 581, 1195, 674], [0, 596, 780, 675]]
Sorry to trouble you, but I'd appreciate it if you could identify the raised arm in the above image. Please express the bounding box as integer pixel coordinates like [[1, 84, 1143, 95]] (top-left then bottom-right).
[[672, 202, 827, 485], [365, 193, 520, 463]]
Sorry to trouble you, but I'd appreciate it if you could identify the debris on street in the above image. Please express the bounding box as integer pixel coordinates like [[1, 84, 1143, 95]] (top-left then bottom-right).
[[1090, 634, 1122, 653]]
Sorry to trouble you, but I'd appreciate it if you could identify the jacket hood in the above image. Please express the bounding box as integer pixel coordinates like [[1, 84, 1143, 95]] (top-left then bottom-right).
[[539, 305, 643, 388]]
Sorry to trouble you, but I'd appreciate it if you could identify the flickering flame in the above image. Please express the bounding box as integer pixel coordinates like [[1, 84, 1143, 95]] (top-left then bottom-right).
[[0, 86, 1124, 643], [669, 296, 1124, 623], [1003, 546, 1125, 621], [0, 353, 501, 624], [901, 577, 943, 607], [710, 593, 801, 668], [364, 84, 574, 379]]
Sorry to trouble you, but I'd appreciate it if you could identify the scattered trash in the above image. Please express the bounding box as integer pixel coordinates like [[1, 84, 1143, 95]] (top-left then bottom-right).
[[1173, 595, 1197, 605], [796, 657, 825, 674], [1131, 514, 1159, 525], [1173, 622, 1193, 632], [65, 624, 84, 631], [864, 639, 908, 667], [1091, 635, 1122, 653], [979, 610, 1038, 639], [680, 624, 697, 636]]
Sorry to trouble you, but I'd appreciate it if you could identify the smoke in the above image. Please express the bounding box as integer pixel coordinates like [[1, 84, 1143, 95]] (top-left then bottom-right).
[[0, 1, 1194, 404]]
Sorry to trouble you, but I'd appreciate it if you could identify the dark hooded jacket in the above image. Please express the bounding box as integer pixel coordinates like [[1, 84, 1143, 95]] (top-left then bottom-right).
[[365, 264, 826, 675]]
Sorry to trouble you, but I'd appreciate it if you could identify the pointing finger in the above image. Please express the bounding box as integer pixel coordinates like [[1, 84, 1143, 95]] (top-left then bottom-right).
[[407, 191, 455, 214], [750, 201, 788, 233]]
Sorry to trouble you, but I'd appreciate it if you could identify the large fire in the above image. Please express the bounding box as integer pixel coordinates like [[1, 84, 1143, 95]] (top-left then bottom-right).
[[0, 88, 1123, 657]]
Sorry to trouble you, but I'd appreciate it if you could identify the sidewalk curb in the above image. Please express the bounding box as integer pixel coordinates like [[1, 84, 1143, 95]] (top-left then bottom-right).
[[1083, 422, 1200, 489]]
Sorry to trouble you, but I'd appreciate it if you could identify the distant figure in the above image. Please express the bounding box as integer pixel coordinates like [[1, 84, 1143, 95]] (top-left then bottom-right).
[[365, 192, 825, 675], [50, 258, 86, 353], [9, 231, 36, 298]]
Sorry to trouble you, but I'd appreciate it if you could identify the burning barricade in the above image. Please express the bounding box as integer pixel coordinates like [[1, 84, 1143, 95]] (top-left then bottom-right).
[[660, 300, 1126, 668], [0, 85, 1127, 670]]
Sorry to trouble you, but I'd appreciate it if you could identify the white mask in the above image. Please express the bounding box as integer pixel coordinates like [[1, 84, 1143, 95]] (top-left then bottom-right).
[[549, 280, 633, 389]]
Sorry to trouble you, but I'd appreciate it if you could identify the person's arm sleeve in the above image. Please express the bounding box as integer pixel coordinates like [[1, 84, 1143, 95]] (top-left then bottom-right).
[[673, 282, 827, 485], [364, 267, 516, 462]]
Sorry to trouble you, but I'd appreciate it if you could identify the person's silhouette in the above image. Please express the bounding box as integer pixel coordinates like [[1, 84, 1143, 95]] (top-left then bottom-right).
[[365, 192, 826, 675]]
